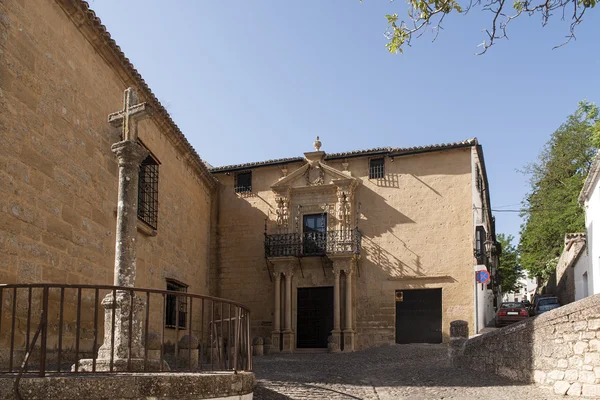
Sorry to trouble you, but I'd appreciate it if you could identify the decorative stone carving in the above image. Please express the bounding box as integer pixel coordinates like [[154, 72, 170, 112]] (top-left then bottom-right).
[[275, 196, 289, 228], [305, 163, 325, 186], [313, 136, 322, 151]]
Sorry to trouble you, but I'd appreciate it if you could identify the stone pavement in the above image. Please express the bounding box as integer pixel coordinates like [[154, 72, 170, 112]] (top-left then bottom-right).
[[253, 344, 562, 399]]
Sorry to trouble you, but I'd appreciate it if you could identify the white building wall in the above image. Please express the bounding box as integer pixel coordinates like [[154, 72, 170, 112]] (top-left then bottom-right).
[[472, 147, 495, 332], [585, 175, 600, 295], [502, 275, 537, 303]]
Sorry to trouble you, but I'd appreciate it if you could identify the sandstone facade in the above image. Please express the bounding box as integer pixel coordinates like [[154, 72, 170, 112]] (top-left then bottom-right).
[[212, 141, 497, 349], [0, 0, 216, 350]]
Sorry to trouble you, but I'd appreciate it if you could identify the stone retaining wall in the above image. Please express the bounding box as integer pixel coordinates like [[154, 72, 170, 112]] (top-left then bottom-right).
[[451, 294, 600, 397], [0, 371, 254, 400]]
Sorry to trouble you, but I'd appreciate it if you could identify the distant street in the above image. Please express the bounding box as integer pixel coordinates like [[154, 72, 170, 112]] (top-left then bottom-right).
[[253, 344, 560, 399]]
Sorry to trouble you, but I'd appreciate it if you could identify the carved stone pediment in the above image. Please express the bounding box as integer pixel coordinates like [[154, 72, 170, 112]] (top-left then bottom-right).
[[270, 138, 360, 234], [271, 158, 358, 192]]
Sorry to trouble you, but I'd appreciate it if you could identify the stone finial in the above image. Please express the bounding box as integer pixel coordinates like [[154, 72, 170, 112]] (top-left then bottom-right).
[[178, 334, 199, 349], [146, 331, 162, 351], [313, 136, 322, 151]]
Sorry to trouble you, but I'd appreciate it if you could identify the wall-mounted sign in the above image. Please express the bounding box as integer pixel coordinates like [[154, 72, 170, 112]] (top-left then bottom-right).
[[476, 270, 490, 284], [395, 291, 404, 302]]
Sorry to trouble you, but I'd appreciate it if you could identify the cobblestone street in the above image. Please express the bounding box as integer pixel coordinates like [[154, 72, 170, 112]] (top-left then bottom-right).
[[253, 344, 561, 399]]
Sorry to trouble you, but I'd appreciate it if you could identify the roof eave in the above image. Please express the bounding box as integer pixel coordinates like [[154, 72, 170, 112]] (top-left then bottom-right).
[[56, 0, 218, 191]]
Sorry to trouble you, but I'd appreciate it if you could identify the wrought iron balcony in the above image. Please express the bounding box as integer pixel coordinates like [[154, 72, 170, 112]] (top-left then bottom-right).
[[265, 229, 362, 258]]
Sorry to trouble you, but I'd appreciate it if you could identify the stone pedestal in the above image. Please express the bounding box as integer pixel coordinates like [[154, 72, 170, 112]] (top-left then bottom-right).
[[253, 337, 264, 356], [178, 349, 199, 369], [449, 320, 468, 366], [178, 334, 199, 369], [343, 330, 355, 352], [77, 291, 149, 371], [328, 331, 341, 353], [281, 331, 294, 353], [270, 332, 281, 353]]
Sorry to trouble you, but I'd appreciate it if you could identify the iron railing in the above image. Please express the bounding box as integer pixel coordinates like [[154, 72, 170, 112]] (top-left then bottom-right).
[[0, 283, 252, 378], [265, 229, 362, 258]]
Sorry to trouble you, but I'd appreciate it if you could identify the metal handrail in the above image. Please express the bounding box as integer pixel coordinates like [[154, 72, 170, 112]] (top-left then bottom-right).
[[0, 283, 252, 377]]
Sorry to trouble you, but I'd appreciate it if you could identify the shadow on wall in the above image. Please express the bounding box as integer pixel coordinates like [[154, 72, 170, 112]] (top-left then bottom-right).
[[357, 184, 415, 238], [372, 173, 442, 196], [361, 236, 424, 280]]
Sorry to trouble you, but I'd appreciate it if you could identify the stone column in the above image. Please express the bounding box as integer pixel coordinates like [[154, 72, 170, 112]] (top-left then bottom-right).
[[112, 140, 148, 287], [281, 270, 295, 352], [271, 273, 282, 352], [343, 269, 355, 352], [330, 268, 342, 353], [78, 141, 150, 372]]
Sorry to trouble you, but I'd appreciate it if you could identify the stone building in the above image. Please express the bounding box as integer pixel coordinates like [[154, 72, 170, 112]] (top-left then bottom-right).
[[211, 137, 499, 350], [0, 0, 498, 355], [0, 0, 217, 350]]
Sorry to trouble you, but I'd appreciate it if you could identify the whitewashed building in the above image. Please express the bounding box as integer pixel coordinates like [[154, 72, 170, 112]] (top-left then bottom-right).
[[578, 151, 600, 299], [503, 273, 537, 303]]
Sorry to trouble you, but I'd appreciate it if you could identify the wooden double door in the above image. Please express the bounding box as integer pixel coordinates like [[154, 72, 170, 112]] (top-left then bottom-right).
[[296, 286, 333, 348]]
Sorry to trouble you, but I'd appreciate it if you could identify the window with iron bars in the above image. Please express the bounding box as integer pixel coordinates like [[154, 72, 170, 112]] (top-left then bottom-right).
[[138, 154, 159, 229], [234, 171, 252, 193], [369, 158, 385, 179], [165, 280, 187, 329]]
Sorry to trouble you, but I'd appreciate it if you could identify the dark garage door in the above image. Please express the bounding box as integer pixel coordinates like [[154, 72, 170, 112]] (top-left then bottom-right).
[[395, 288, 442, 344], [297, 287, 333, 348]]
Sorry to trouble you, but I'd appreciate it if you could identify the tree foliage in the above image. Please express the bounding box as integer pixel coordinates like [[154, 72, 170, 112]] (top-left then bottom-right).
[[496, 233, 522, 293], [367, 0, 597, 54], [519, 101, 599, 280]]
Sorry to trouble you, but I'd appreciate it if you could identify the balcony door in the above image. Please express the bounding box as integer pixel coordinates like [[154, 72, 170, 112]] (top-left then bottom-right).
[[303, 214, 327, 255]]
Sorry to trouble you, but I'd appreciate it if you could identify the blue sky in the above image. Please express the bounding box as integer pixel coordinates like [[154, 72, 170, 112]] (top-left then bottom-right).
[[89, 0, 599, 242]]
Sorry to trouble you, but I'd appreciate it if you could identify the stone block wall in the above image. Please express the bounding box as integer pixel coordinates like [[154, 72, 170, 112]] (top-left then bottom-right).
[[451, 294, 600, 397], [1, 0, 216, 354], [213, 147, 477, 347]]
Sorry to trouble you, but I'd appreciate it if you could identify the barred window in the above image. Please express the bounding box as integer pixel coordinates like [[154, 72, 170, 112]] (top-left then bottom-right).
[[234, 171, 252, 193], [138, 154, 159, 229], [165, 280, 187, 329], [475, 226, 487, 265], [369, 158, 385, 179]]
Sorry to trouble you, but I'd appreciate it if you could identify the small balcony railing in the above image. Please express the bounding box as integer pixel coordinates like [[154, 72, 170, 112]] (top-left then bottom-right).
[[265, 229, 362, 258]]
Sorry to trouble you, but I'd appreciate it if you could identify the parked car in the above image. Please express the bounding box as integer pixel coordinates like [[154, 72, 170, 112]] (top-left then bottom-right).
[[533, 296, 561, 315], [495, 302, 529, 327], [529, 294, 557, 316]]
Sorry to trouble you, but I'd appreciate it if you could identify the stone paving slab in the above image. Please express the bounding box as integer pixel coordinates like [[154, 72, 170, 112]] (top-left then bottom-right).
[[253, 344, 562, 399]]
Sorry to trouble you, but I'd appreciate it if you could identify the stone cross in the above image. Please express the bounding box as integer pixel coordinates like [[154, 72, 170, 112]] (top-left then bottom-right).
[[108, 87, 148, 141], [78, 88, 155, 372], [109, 87, 149, 287]]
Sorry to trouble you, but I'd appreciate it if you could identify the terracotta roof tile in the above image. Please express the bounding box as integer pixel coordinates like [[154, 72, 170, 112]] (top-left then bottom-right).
[[62, 1, 218, 189], [210, 138, 478, 172]]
